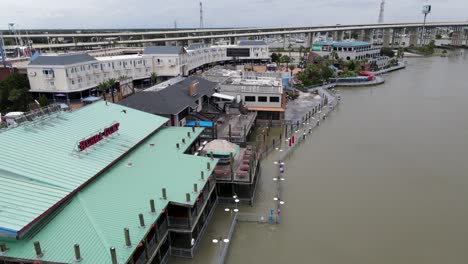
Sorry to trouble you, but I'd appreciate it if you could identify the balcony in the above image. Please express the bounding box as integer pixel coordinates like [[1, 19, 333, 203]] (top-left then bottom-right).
[[44, 74, 55, 79]]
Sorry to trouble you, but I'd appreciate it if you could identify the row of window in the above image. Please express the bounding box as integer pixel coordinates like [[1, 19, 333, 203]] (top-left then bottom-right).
[[245, 96, 280, 103]]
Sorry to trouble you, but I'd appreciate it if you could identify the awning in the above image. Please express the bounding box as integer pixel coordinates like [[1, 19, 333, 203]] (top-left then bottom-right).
[[203, 140, 240, 156], [246, 106, 286, 112], [82, 96, 101, 103], [185, 121, 214, 127], [212, 93, 235, 101]]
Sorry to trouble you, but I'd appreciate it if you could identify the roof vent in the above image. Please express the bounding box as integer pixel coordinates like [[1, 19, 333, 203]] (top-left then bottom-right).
[[126, 162, 133, 168], [149, 143, 155, 147]]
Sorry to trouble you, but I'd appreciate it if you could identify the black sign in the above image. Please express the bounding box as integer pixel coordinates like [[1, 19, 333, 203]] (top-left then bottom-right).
[[227, 48, 250, 57]]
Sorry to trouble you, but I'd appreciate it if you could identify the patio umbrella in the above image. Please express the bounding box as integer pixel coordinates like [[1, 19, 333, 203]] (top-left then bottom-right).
[[203, 140, 240, 156]]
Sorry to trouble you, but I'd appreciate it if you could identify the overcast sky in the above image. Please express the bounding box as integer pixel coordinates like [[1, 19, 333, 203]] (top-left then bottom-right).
[[2, 0, 468, 29]]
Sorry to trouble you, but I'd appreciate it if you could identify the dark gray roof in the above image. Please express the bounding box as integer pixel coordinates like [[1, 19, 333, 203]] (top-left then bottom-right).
[[187, 43, 209, 50], [143, 46, 186, 55], [119, 76, 218, 115], [29, 54, 97, 66], [238, 40, 267, 46]]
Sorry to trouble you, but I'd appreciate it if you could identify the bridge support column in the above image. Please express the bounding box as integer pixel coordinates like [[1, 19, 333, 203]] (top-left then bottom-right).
[[230, 37, 236, 45], [363, 30, 373, 43], [357, 30, 365, 41], [390, 29, 397, 48], [333, 31, 338, 41], [283, 34, 286, 49], [306, 33, 314, 49], [337, 31, 344, 41], [465, 30, 468, 46], [408, 28, 418, 47], [165, 41, 171, 46], [451, 27, 462, 46], [382, 29, 391, 47]]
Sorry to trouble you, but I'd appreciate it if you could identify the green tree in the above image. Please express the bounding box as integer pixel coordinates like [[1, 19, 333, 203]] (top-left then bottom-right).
[[0, 73, 32, 113], [397, 48, 405, 58], [435, 34, 442, 40], [150, 72, 158, 85], [380, 47, 395, 58], [38, 95, 49, 107], [347, 60, 356, 71], [271, 53, 281, 63]]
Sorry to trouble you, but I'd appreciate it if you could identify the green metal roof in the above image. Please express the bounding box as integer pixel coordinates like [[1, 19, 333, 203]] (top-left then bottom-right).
[[0, 102, 168, 237], [1, 126, 217, 263]]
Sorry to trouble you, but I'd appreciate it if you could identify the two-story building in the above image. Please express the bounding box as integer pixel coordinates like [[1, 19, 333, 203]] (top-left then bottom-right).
[[26, 41, 270, 101], [0, 102, 219, 263], [202, 67, 286, 120]]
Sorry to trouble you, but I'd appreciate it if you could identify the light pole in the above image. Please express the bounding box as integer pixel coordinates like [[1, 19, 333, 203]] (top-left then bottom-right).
[[420, 5, 432, 46], [212, 237, 230, 261]]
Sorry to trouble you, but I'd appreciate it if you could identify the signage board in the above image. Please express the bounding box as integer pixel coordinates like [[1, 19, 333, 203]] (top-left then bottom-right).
[[78, 123, 120, 151], [226, 48, 250, 57]]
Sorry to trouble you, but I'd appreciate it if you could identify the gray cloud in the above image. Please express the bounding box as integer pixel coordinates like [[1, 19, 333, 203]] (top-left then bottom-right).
[[1, 0, 468, 29]]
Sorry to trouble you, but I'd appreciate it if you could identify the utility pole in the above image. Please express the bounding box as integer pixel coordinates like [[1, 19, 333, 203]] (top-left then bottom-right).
[[377, 0, 385, 43], [0, 32, 7, 69], [199, 2, 204, 29], [174, 20, 178, 29]]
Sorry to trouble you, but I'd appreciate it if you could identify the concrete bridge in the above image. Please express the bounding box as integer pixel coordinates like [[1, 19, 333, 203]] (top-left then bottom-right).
[[3, 21, 468, 50]]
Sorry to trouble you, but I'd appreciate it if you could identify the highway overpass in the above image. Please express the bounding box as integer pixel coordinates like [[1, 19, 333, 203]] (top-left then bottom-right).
[[3, 21, 468, 50]]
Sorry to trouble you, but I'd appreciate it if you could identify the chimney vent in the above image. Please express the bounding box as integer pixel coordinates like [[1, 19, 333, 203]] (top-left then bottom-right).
[[139, 213, 145, 228], [162, 188, 167, 200], [34, 241, 43, 258], [150, 199, 156, 213], [186, 193, 191, 202], [193, 183, 198, 193], [110, 247, 118, 264], [74, 244, 82, 261], [124, 228, 131, 247]]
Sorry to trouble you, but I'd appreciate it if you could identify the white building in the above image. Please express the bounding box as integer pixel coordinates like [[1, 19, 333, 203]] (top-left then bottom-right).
[[26, 41, 270, 98], [202, 67, 285, 120], [311, 41, 382, 61]]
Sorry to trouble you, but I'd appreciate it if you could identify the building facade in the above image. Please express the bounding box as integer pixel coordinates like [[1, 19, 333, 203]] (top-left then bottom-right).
[[26, 41, 270, 97], [311, 41, 382, 61], [0, 102, 219, 263]]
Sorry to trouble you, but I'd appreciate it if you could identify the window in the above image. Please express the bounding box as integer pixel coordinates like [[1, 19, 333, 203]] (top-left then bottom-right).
[[258, 96, 267, 102], [49, 81, 55, 86], [71, 80, 75, 85], [245, 96, 256, 102], [269, 97, 280, 102]]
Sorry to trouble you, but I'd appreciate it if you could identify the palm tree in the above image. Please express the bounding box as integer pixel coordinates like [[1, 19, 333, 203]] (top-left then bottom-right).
[[288, 64, 296, 76], [288, 43, 293, 58], [150, 72, 158, 85], [107, 78, 117, 103], [97, 81, 110, 101]]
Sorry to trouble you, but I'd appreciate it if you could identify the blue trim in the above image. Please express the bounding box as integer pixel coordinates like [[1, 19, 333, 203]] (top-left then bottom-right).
[[0, 227, 18, 238]]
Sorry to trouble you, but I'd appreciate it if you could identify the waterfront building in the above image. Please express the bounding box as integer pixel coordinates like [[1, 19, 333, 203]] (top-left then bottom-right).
[[25, 41, 270, 100], [202, 67, 286, 121], [0, 102, 218, 263], [310, 41, 391, 70], [311, 41, 381, 60]]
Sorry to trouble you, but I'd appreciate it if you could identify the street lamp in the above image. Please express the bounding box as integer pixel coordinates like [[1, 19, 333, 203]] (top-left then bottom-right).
[[212, 238, 230, 244], [421, 5, 432, 46]]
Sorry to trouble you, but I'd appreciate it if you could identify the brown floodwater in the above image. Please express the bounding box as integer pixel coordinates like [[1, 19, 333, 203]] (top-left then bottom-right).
[[173, 52, 468, 264]]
